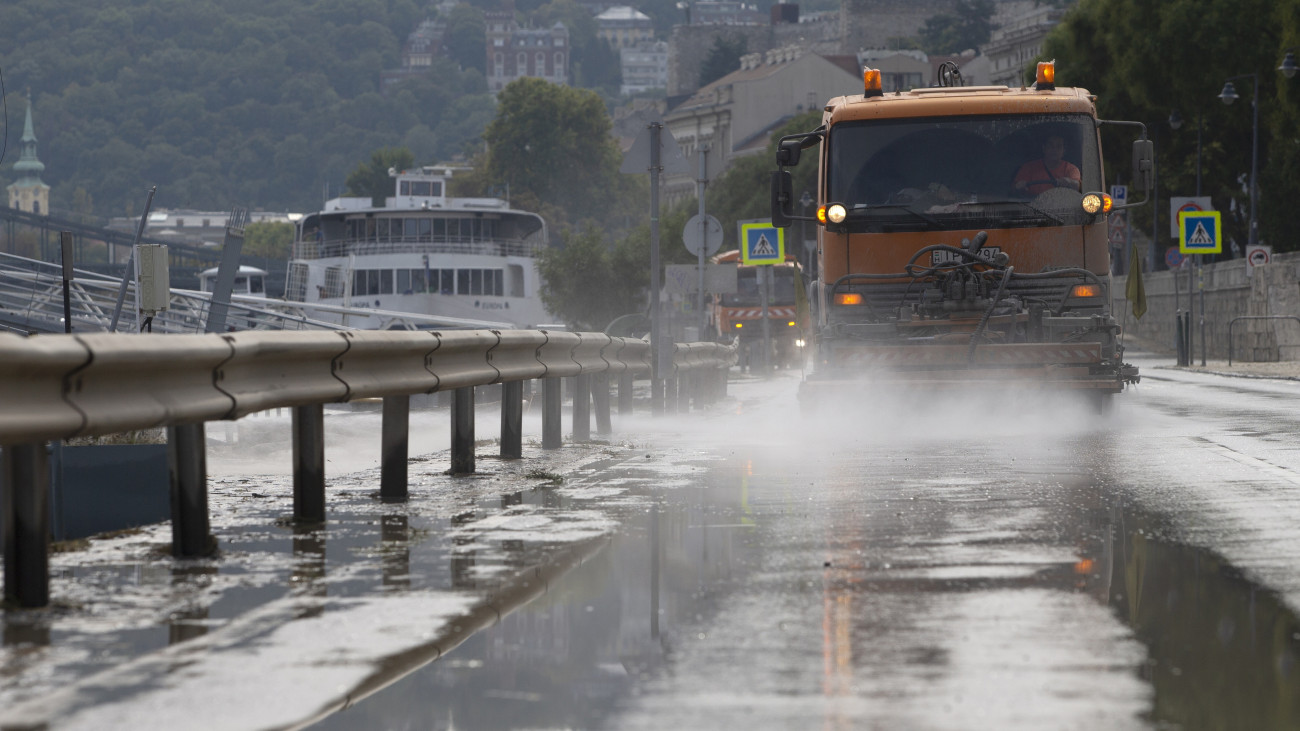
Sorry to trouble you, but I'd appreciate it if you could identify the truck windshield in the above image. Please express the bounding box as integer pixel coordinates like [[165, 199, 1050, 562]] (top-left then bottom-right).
[[722, 267, 797, 306], [827, 113, 1102, 232]]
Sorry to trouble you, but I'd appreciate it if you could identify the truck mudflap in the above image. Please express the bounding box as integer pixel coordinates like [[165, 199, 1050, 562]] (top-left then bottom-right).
[[802, 342, 1140, 399]]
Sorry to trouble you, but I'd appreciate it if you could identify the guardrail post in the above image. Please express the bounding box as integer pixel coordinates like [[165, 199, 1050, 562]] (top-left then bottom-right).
[[618, 371, 634, 415], [501, 381, 524, 459], [542, 377, 562, 449], [594, 373, 612, 436], [293, 404, 326, 523], [451, 387, 475, 474], [381, 395, 409, 502], [664, 373, 678, 414], [3, 443, 50, 608], [573, 374, 591, 442], [168, 423, 214, 557]]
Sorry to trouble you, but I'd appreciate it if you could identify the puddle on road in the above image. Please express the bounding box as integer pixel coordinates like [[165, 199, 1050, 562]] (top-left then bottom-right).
[[6, 433, 1300, 729], [314, 450, 1300, 730], [1101, 505, 1300, 730]]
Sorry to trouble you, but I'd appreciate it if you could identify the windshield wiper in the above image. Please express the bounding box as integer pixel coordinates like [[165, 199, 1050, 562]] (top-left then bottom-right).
[[955, 199, 1063, 224], [849, 203, 940, 227]]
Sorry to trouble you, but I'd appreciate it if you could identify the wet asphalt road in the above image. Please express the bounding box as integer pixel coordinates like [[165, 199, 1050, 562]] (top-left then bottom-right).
[[316, 353, 1300, 730], [7, 352, 1300, 729]]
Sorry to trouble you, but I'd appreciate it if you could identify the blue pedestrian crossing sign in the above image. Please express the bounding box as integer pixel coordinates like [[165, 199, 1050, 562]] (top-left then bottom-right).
[[1178, 210, 1221, 254], [740, 222, 784, 265]]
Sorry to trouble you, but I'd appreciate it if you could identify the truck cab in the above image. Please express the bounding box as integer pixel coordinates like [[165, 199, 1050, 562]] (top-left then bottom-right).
[[771, 62, 1149, 403]]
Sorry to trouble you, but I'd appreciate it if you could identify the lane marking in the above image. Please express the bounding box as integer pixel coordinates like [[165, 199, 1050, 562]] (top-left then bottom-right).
[[1190, 436, 1300, 486]]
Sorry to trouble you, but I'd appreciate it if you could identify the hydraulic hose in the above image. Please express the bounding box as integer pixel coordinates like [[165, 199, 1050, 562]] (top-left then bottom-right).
[[968, 266, 1014, 364]]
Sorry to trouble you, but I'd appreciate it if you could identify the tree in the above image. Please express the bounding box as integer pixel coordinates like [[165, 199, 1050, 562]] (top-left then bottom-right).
[[443, 3, 486, 74], [243, 221, 295, 260], [919, 0, 995, 55], [699, 35, 747, 87], [481, 78, 629, 226], [344, 147, 414, 206], [1042, 0, 1298, 254], [536, 225, 648, 330]]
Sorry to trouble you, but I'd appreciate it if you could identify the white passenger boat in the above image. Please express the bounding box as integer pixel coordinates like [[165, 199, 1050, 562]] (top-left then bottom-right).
[[283, 167, 554, 329]]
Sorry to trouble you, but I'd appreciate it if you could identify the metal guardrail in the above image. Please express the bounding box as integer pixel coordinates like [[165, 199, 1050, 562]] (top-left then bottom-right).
[[0, 329, 736, 607], [1227, 316, 1300, 365]]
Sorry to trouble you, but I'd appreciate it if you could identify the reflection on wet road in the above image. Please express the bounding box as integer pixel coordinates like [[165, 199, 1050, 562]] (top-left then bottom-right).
[[321, 360, 1300, 730], [7, 356, 1300, 729]]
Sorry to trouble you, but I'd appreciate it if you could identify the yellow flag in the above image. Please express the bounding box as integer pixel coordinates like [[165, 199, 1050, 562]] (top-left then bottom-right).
[[1126, 243, 1147, 319], [793, 267, 811, 330]]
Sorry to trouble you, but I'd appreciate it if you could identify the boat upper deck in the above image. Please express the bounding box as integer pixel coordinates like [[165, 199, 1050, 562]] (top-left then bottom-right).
[[294, 167, 548, 261]]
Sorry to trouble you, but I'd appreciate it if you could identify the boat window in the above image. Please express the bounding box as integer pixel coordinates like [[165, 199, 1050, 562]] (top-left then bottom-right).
[[398, 269, 411, 293], [430, 182, 443, 197], [250, 276, 264, 294], [457, 269, 470, 294], [470, 269, 483, 295], [367, 270, 380, 295], [234, 277, 247, 292], [404, 219, 418, 238], [377, 219, 390, 240], [418, 218, 432, 241], [440, 270, 454, 294], [379, 269, 393, 295], [324, 267, 345, 298], [491, 269, 504, 296], [434, 219, 446, 239], [400, 181, 411, 195], [508, 265, 525, 297]]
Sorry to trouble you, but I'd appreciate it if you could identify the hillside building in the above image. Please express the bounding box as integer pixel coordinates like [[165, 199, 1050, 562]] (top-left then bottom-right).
[[984, 4, 1066, 87], [621, 41, 670, 95], [486, 13, 570, 92], [381, 19, 449, 91], [596, 7, 654, 50], [662, 48, 859, 201]]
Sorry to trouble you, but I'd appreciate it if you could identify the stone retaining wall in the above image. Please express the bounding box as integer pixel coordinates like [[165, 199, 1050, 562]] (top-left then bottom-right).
[[1112, 252, 1300, 361]]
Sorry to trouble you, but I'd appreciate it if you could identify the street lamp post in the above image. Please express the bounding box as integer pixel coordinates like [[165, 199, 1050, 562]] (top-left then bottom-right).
[[1219, 73, 1260, 248]]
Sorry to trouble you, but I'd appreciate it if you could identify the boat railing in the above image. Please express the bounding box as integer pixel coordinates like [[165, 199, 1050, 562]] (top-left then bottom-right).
[[294, 237, 541, 260]]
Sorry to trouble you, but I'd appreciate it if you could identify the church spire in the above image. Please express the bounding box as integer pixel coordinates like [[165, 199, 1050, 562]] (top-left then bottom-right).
[[7, 93, 51, 216], [13, 95, 46, 184]]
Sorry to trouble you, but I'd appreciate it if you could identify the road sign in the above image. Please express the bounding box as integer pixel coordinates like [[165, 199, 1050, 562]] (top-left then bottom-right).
[[1165, 246, 1185, 270], [1169, 196, 1212, 238], [1246, 245, 1272, 271], [1179, 210, 1222, 254], [739, 221, 784, 265], [1107, 210, 1128, 248], [620, 119, 691, 176], [683, 214, 723, 256], [1109, 184, 1128, 204]]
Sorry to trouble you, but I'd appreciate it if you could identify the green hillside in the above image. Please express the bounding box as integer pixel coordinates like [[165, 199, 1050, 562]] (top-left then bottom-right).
[[0, 0, 493, 218]]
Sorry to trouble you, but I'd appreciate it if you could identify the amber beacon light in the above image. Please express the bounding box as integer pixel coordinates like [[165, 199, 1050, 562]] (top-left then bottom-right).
[[1035, 60, 1056, 91], [863, 68, 883, 97]]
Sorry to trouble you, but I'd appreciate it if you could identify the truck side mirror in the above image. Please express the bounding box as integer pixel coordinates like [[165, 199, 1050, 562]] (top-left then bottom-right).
[[771, 170, 794, 228], [1132, 138, 1154, 193], [776, 139, 802, 167]]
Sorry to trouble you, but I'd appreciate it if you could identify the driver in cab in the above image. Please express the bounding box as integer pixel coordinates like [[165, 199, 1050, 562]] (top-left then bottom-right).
[[1013, 135, 1081, 196]]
